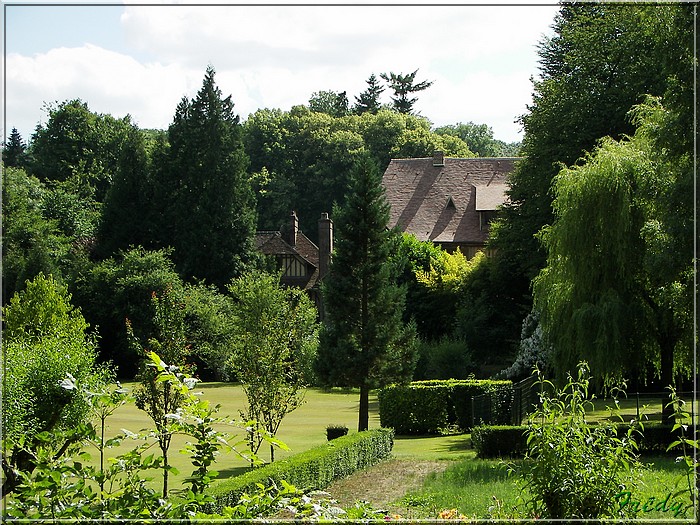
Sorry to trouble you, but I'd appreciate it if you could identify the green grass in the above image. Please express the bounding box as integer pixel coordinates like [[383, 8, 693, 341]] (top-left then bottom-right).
[[396, 454, 694, 520], [91, 382, 381, 491]]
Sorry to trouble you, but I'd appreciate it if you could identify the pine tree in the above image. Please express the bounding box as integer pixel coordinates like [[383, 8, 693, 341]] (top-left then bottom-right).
[[2, 127, 27, 168], [164, 66, 259, 288], [380, 69, 433, 114], [353, 74, 384, 115], [315, 154, 417, 431]]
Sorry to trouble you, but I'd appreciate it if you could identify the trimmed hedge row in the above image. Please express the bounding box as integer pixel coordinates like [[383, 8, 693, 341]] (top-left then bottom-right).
[[207, 428, 394, 512], [378, 379, 513, 434], [471, 422, 681, 459]]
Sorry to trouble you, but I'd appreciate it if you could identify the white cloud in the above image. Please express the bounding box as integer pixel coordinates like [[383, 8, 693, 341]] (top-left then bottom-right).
[[5, 3, 558, 143]]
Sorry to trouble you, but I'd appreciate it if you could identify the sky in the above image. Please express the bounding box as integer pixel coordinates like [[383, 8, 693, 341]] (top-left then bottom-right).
[[3, 1, 561, 145]]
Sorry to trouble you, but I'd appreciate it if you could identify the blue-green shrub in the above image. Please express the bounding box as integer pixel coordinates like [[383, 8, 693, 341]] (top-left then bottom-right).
[[207, 428, 394, 512]]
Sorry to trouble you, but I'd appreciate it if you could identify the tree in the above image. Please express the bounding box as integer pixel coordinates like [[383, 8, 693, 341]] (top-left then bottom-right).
[[488, 2, 691, 373], [96, 124, 152, 257], [380, 69, 433, 114], [308, 90, 349, 117], [129, 286, 190, 498], [434, 122, 503, 157], [163, 66, 259, 287], [1, 273, 108, 494], [29, 99, 135, 202], [3, 127, 28, 168], [228, 271, 319, 462], [532, 99, 693, 407], [0, 167, 69, 299], [353, 74, 384, 115], [315, 154, 418, 431]]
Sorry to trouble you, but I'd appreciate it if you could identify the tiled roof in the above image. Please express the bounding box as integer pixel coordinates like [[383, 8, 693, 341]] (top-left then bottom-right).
[[254, 230, 320, 290], [382, 157, 518, 245]]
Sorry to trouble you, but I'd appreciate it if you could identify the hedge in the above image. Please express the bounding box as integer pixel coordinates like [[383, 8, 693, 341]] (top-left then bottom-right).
[[378, 379, 513, 434], [471, 425, 528, 458], [207, 428, 394, 512], [471, 422, 680, 459]]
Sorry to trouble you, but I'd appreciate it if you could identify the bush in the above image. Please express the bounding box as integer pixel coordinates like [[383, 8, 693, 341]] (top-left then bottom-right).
[[471, 425, 527, 458], [378, 379, 514, 434], [326, 425, 349, 441], [414, 337, 474, 380], [207, 428, 394, 512]]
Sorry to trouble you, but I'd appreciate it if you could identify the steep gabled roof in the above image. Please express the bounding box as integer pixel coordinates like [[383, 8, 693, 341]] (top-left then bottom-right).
[[255, 230, 320, 289], [382, 156, 518, 245]]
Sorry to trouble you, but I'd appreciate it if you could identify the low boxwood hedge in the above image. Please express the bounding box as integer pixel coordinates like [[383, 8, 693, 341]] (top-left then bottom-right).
[[471, 422, 680, 459], [378, 379, 513, 434], [207, 428, 394, 512]]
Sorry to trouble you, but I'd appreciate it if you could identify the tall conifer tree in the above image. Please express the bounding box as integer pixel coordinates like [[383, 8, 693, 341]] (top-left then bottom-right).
[[164, 66, 258, 287], [315, 154, 417, 431]]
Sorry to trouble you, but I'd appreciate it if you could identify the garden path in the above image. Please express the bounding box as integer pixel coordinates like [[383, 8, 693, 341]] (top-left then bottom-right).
[[324, 459, 451, 508]]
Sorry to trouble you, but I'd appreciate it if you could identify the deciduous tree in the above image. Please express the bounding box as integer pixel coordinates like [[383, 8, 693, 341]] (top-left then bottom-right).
[[228, 271, 319, 462]]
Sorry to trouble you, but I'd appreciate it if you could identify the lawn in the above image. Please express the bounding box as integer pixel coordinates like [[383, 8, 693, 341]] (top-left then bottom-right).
[[93, 382, 382, 490], [92, 381, 694, 520]]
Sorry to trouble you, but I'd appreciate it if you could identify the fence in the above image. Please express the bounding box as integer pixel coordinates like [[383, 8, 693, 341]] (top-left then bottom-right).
[[470, 376, 698, 428], [471, 375, 540, 427]]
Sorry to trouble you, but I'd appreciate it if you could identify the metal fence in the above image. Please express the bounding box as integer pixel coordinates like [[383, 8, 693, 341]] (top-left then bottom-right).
[[470, 376, 698, 428]]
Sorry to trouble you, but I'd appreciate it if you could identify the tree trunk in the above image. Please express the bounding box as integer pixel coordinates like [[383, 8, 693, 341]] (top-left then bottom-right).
[[358, 384, 370, 431]]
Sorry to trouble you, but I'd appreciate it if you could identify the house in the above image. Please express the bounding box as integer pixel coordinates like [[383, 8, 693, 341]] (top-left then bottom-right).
[[255, 211, 333, 311], [381, 152, 518, 257]]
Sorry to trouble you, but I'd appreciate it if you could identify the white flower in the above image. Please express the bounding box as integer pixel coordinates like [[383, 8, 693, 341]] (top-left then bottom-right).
[[58, 374, 77, 391]]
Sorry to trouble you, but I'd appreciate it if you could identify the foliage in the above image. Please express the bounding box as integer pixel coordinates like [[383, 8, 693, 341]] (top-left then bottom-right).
[[0, 167, 70, 299], [243, 107, 472, 235], [227, 271, 319, 462], [665, 386, 699, 515], [414, 337, 474, 381], [489, 3, 691, 361], [160, 66, 259, 287], [512, 363, 643, 519], [434, 121, 507, 158], [498, 309, 553, 380], [315, 154, 417, 431], [207, 428, 395, 513], [1, 273, 108, 494], [129, 286, 190, 497], [533, 99, 693, 397], [471, 425, 528, 459], [380, 69, 433, 114], [326, 425, 349, 441], [29, 98, 136, 202], [309, 89, 349, 117], [378, 379, 513, 434], [74, 246, 184, 376], [3, 353, 249, 520], [182, 281, 238, 381], [3, 126, 28, 168], [353, 73, 384, 115]]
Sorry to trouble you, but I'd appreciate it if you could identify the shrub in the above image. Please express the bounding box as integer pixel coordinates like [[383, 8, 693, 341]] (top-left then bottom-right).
[[378, 379, 514, 434], [471, 425, 527, 458], [326, 425, 349, 441], [414, 337, 474, 380], [512, 363, 643, 519], [207, 428, 394, 512]]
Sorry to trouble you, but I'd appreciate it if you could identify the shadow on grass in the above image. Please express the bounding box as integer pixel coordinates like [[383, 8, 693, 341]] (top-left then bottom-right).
[[215, 465, 253, 481]]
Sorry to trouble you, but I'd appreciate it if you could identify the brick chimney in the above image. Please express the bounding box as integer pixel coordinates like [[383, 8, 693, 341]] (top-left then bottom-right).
[[433, 150, 445, 167], [288, 210, 299, 247], [318, 212, 333, 279]]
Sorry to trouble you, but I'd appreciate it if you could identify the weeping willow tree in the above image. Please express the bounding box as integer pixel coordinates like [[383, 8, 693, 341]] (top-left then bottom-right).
[[533, 99, 693, 415]]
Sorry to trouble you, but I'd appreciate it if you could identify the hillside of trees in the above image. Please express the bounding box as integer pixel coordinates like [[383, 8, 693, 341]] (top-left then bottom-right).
[[2, 2, 695, 400]]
